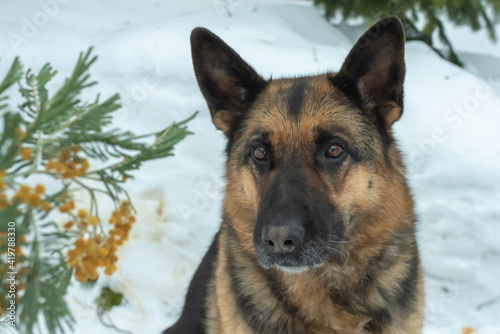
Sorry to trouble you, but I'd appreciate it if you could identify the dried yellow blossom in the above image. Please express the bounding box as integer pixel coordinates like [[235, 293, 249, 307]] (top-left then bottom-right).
[[34, 184, 46, 194], [89, 216, 99, 226], [77, 209, 88, 219], [41, 202, 51, 211], [20, 147, 32, 160]]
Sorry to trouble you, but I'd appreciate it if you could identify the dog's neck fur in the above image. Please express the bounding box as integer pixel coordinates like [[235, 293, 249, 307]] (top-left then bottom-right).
[[220, 208, 419, 334]]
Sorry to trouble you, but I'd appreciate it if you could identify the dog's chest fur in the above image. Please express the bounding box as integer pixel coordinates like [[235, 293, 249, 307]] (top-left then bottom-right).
[[204, 225, 423, 334]]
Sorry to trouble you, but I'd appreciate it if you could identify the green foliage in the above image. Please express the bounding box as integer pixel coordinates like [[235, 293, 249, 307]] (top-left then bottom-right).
[[0, 49, 196, 333], [96, 287, 124, 312], [19, 245, 74, 334], [314, 0, 500, 66]]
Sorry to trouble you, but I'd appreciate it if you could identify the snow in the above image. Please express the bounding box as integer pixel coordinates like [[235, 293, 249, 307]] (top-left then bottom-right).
[[1, 0, 499, 333]]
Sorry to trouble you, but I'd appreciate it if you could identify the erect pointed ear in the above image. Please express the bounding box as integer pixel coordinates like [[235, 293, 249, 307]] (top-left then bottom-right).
[[330, 16, 406, 128], [191, 28, 267, 135]]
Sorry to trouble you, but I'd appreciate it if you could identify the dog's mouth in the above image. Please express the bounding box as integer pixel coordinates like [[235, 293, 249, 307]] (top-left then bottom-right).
[[254, 242, 335, 274]]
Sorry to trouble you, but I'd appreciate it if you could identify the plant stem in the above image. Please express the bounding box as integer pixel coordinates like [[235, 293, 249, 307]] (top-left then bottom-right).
[[29, 130, 43, 173]]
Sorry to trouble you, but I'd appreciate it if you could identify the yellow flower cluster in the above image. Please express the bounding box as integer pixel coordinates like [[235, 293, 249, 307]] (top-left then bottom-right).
[[59, 199, 75, 213], [60, 204, 99, 230], [67, 237, 118, 282], [20, 147, 32, 161], [66, 201, 135, 282], [9, 183, 51, 209], [108, 201, 135, 245], [45, 146, 89, 179], [0, 171, 52, 211]]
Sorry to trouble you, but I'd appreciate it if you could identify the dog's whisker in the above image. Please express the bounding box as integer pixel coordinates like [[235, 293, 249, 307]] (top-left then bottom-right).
[[328, 235, 360, 244], [323, 246, 345, 256], [328, 240, 352, 244], [224, 215, 253, 236], [240, 242, 254, 246]]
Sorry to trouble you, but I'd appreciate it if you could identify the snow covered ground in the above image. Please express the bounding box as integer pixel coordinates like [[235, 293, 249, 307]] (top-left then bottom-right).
[[1, 0, 500, 333]]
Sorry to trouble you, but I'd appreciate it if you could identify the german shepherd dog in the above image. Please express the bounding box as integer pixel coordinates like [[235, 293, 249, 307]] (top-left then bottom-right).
[[165, 16, 424, 334]]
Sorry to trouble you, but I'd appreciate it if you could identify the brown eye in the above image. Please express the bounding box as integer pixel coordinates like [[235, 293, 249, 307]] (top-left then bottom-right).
[[326, 144, 344, 159], [253, 146, 267, 160]]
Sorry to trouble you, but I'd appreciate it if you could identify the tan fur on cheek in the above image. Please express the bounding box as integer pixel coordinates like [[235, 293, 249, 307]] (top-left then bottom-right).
[[223, 164, 261, 252], [337, 165, 375, 205], [240, 168, 260, 212], [326, 165, 377, 234]]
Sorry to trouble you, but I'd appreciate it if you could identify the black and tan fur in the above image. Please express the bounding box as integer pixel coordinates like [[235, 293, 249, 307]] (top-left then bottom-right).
[[165, 16, 424, 334]]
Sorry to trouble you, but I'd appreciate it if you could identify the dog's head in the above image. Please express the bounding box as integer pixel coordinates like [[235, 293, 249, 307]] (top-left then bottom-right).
[[191, 17, 410, 273]]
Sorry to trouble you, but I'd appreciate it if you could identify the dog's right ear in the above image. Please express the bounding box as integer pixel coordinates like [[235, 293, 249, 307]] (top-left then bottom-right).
[[191, 28, 267, 135], [331, 16, 406, 129]]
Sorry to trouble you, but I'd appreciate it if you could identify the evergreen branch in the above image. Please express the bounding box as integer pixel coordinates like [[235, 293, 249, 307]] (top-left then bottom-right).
[[30, 74, 42, 116], [36, 64, 58, 111], [18, 210, 40, 333], [24, 48, 97, 136], [39, 93, 121, 146], [0, 112, 24, 170], [0, 57, 23, 97], [46, 48, 97, 117], [56, 130, 144, 160], [477, 2, 497, 42], [29, 131, 43, 173], [62, 93, 121, 134], [112, 111, 197, 176], [0, 48, 197, 334], [314, 0, 500, 67]]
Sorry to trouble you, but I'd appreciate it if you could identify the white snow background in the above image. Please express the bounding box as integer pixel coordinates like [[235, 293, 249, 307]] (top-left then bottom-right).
[[1, 0, 500, 333]]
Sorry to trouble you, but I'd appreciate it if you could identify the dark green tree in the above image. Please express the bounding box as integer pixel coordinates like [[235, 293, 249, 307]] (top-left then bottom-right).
[[314, 0, 500, 66]]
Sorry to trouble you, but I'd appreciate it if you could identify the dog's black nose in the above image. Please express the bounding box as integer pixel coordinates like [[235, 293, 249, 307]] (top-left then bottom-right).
[[262, 221, 305, 254]]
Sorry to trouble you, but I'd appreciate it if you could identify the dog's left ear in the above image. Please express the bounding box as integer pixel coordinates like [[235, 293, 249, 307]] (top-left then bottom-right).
[[191, 28, 267, 136], [331, 16, 406, 128]]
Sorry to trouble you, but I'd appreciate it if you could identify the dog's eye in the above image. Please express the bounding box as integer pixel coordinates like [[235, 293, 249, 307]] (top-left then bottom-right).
[[326, 144, 344, 159], [253, 146, 267, 161]]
